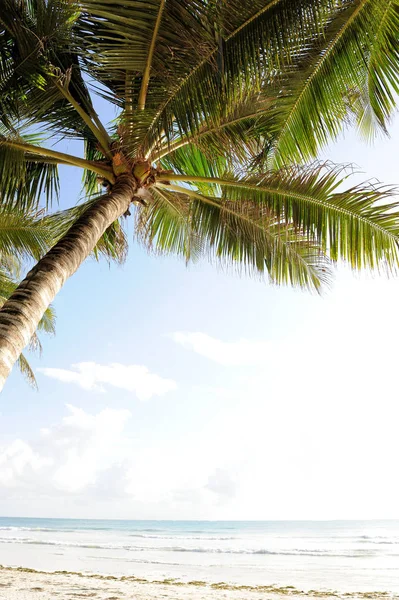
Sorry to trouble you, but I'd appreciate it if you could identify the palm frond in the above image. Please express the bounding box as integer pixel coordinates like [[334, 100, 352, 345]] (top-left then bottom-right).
[[135, 186, 204, 263], [16, 353, 38, 390], [0, 253, 20, 279], [160, 144, 230, 194], [0, 135, 60, 209], [163, 163, 399, 272], [76, 0, 210, 106], [0, 208, 55, 260], [37, 305, 56, 336], [28, 305, 56, 353], [28, 332, 43, 356], [0, 268, 17, 300], [136, 183, 331, 291], [270, 0, 399, 165], [0, 0, 108, 146], [82, 139, 105, 197], [363, 0, 399, 131]]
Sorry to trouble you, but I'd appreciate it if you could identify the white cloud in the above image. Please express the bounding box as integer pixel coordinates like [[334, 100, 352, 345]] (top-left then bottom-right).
[[0, 405, 131, 496], [0, 405, 236, 517], [0, 440, 52, 488], [1, 373, 399, 519], [50, 405, 131, 493], [38, 362, 177, 400], [171, 332, 272, 366]]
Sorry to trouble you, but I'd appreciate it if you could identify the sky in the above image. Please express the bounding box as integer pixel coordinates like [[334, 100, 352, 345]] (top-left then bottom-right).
[[1, 99, 399, 521]]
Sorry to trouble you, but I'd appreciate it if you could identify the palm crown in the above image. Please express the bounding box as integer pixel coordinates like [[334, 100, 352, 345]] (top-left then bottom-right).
[[0, 0, 399, 389]]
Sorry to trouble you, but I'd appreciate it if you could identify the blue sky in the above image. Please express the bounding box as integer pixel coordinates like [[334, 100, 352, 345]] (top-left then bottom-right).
[[1, 101, 399, 520]]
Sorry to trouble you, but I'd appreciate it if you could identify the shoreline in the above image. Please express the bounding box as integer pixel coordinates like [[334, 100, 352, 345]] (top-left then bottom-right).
[[0, 565, 397, 600]]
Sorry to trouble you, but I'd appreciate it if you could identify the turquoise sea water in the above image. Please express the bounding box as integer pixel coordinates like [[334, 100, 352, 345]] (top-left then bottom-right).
[[0, 518, 397, 595]]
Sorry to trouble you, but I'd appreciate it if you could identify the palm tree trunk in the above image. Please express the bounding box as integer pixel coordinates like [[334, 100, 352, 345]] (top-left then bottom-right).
[[0, 174, 137, 391]]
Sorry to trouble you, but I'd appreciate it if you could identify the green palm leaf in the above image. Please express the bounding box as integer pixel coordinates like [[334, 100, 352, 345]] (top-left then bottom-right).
[[362, 0, 399, 131], [0, 0, 111, 151], [16, 353, 38, 389], [269, 0, 399, 164], [37, 306, 56, 336], [135, 186, 204, 263], [138, 184, 331, 291], [0, 133, 60, 209], [0, 208, 57, 260], [163, 164, 399, 272]]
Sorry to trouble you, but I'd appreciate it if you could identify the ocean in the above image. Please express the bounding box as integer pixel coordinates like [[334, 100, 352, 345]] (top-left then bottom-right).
[[0, 518, 397, 597]]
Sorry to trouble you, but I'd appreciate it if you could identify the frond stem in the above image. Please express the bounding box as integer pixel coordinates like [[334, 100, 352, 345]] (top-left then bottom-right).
[[137, 0, 166, 110], [1, 140, 115, 182], [224, 0, 281, 40], [53, 80, 113, 158]]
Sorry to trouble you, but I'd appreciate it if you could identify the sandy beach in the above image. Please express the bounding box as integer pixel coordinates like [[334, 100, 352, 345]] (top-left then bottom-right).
[[0, 566, 398, 600]]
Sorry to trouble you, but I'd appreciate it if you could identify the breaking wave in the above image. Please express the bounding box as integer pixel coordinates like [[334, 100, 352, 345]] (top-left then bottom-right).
[[0, 536, 396, 558]]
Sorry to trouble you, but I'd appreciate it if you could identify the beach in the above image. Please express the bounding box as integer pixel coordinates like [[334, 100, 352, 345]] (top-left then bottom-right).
[[0, 519, 398, 599], [0, 565, 398, 600]]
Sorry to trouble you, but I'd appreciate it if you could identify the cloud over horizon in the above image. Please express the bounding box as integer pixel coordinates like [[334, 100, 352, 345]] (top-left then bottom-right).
[[38, 362, 177, 400], [0, 404, 239, 518], [0, 405, 132, 496]]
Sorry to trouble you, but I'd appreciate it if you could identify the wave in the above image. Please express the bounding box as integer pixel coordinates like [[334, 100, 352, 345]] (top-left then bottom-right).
[[0, 526, 117, 533], [0, 536, 395, 558], [1, 526, 398, 545], [0, 527, 237, 541], [144, 546, 386, 558], [359, 535, 399, 544], [0, 527, 73, 533], [128, 534, 236, 541], [360, 536, 393, 539]]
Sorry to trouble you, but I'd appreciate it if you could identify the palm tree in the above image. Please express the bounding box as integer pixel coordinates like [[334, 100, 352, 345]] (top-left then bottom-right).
[[0, 0, 398, 390]]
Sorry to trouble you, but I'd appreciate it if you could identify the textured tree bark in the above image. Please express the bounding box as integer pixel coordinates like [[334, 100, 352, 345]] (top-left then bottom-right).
[[0, 174, 137, 391]]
